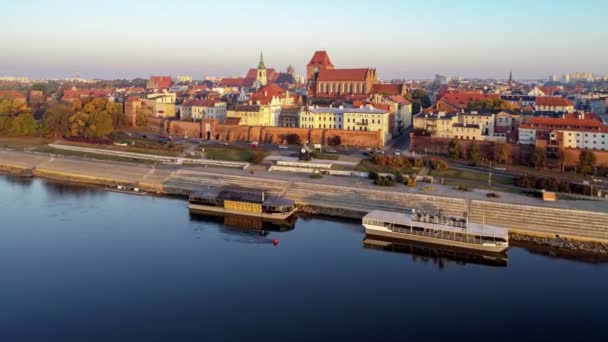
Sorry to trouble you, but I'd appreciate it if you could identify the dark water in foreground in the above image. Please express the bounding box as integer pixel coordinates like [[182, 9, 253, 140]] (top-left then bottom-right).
[[0, 175, 607, 341]]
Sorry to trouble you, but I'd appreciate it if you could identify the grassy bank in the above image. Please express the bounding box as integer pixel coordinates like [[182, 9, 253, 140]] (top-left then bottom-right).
[[354, 158, 418, 175], [204, 146, 268, 164]]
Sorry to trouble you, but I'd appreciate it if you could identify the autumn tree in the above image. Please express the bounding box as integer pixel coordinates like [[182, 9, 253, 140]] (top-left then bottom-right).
[[40, 102, 74, 137], [532, 146, 547, 170], [9, 114, 37, 136], [448, 137, 462, 158], [468, 142, 481, 162], [65, 98, 117, 138], [494, 142, 511, 164], [578, 150, 597, 175]]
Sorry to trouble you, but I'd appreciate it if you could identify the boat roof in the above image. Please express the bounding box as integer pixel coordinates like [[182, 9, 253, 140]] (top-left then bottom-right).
[[263, 196, 294, 206], [363, 210, 508, 238]]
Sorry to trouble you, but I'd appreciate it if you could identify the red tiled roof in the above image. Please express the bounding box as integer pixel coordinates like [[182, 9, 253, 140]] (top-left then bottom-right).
[[219, 78, 245, 87], [307, 51, 334, 67], [437, 92, 499, 109], [317, 68, 369, 82], [535, 96, 573, 107], [0, 90, 25, 99], [149, 76, 172, 89], [63, 88, 111, 99], [435, 88, 481, 101], [240, 68, 279, 88], [520, 115, 608, 132], [389, 95, 411, 105], [250, 84, 299, 105], [371, 103, 391, 111], [371, 83, 405, 96]]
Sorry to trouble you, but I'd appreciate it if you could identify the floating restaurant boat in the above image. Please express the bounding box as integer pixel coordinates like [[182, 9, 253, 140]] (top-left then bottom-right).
[[362, 209, 509, 253], [189, 189, 297, 221]]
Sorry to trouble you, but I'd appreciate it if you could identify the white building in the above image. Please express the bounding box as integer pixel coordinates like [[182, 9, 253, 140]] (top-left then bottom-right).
[[181, 99, 227, 122]]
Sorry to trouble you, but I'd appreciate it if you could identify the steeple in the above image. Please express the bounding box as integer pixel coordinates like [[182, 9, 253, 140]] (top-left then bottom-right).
[[258, 51, 266, 70], [509, 70, 513, 83]]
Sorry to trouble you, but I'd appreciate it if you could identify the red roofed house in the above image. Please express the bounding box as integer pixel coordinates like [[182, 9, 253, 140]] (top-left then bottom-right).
[[218, 77, 246, 88], [0, 90, 26, 106], [535, 96, 574, 113], [518, 112, 608, 150], [370, 83, 407, 97], [62, 88, 112, 103], [434, 92, 500, 112], [307, 50, 378, 96], [146, 76, 173, 90], [250, 84, 300, 106]]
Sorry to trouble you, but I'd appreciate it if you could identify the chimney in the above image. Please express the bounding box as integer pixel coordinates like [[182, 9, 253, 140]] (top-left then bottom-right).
[[339, 105, 343, 110]]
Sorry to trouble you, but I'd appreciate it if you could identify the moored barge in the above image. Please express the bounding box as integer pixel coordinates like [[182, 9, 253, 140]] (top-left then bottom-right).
[[189, 189, 297, 220], [362, 209, 509, 253]]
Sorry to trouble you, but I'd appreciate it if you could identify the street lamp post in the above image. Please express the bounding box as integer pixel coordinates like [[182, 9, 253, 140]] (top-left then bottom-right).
[[488, 160, 492, 188]]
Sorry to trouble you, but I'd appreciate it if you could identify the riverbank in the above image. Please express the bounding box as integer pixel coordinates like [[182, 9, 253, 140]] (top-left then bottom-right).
[[1, 148, 607, 255]]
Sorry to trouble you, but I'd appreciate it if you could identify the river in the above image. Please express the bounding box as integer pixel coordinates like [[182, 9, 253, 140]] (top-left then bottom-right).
[[0, 175, 607, 341]]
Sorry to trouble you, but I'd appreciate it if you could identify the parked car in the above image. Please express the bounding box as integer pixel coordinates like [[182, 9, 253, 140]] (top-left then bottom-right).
[[326, 148, 337, 153], [250, 141, 259, 148], [394, 150, 401, 156], [278, 144, 288, 149]]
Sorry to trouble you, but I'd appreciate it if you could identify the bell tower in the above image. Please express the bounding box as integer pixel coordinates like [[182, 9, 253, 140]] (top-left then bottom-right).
[[256, 51, 267, 87]]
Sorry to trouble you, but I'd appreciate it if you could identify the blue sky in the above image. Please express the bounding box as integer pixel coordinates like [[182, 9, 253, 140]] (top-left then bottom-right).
[[1, 0, 607, 80]]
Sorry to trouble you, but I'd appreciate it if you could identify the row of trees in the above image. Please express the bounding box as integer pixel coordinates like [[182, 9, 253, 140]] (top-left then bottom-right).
[[514, 174, 593, 195], [532, 147, 597, 174], [447, 138, 512, 164], [0, 94, 124, 139]]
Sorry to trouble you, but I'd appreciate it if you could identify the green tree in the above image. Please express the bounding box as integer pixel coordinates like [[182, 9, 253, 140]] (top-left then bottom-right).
[[0, 116, 13, 135], [31, 83, 48, 93], [532, 146, 547, 170], [578, 150, 597, 175], [40, 103, 74, 137], [467, 99, 512, 110], [468, 142, 481, 162], [448, 137, 462, 158], [405, 89, 431, 114], [9, 114, 37, 136], [494, 142, 511, 164]]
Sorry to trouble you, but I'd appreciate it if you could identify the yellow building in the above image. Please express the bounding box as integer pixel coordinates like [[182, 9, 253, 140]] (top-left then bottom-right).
[[300, 105, 391, 144], [227, 104, 280, 126]]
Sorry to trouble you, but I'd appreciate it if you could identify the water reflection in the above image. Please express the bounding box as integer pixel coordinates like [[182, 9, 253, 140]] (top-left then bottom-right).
[[363, 234, 508, 268], [190, 213, 296, 244], [512, 241, 608, 264], [1, 173, 34, 189], [42, 180, 108, 199]]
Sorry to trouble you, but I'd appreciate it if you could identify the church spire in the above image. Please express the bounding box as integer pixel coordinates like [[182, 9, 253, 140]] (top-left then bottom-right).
[[509, 70, 513, 83], [258, 51, 266, 69]]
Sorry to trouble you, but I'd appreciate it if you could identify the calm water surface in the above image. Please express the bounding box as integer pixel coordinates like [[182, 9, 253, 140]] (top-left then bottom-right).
[[0, 175, 607, 341]]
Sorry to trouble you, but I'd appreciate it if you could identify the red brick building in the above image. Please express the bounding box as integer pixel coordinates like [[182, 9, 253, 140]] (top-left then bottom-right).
[[307, 51, 378, 96]]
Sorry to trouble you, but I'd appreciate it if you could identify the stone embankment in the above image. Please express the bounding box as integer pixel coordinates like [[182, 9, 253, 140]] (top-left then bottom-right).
[[1, 149, 607, 254]]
